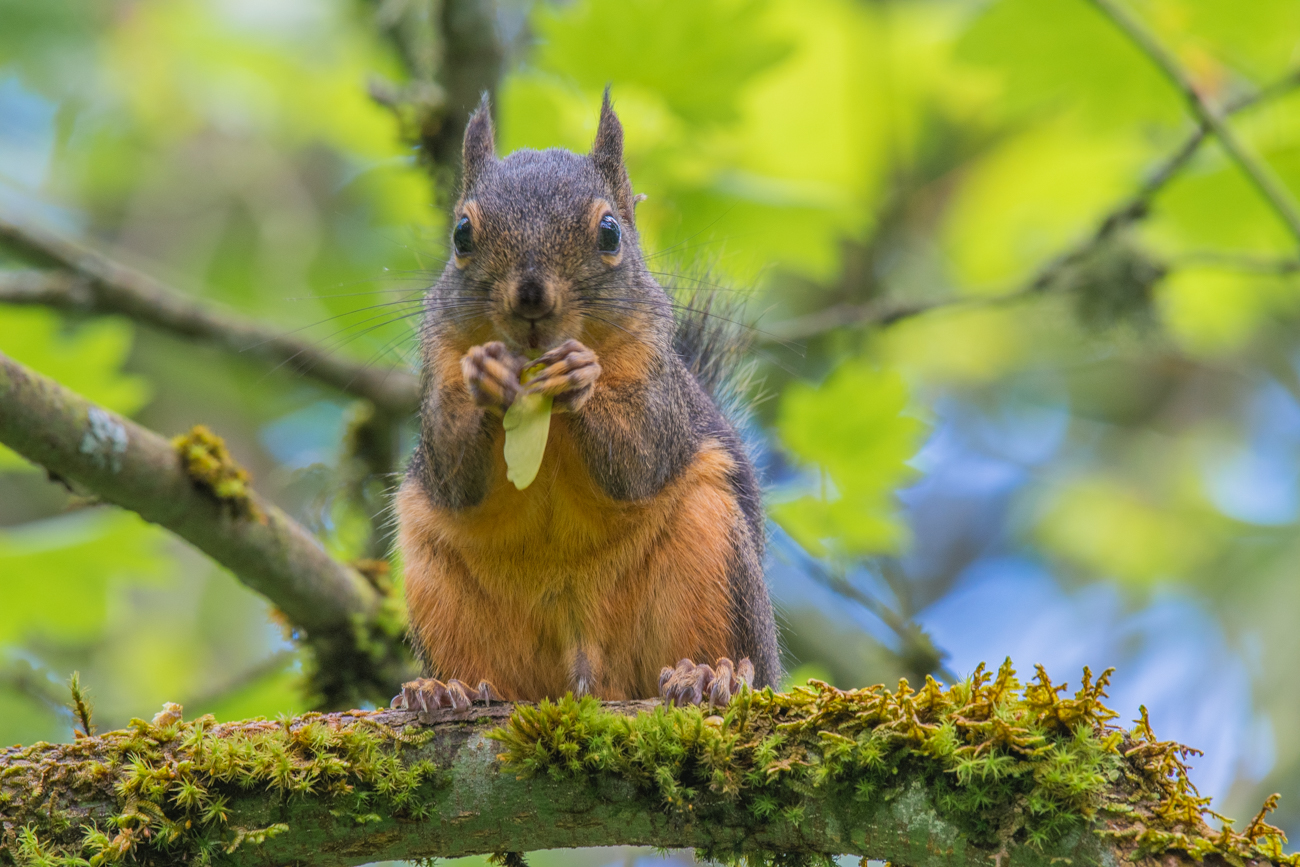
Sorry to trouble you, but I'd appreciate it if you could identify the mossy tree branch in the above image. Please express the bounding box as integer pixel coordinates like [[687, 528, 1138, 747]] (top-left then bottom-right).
[[0, 349, 415, 708], [2, 667, 1294, 867]]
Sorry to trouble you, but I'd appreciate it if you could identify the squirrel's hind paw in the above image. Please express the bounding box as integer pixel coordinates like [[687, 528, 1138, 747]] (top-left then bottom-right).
[[391, 677, 502, 718], [658, 656, 753, 708]]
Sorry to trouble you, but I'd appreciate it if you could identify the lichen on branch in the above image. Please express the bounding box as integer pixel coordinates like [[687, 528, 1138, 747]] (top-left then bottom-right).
[[173, 425, 258, 520]]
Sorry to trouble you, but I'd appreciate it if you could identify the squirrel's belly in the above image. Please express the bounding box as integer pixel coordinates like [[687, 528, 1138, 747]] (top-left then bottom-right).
[[397, 434, 742, 699], [439, 423, 661, 573]]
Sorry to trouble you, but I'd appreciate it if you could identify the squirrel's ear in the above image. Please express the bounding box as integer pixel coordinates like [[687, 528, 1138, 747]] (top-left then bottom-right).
[[592, 87, 636, 225], [461, 93, 496, 195]]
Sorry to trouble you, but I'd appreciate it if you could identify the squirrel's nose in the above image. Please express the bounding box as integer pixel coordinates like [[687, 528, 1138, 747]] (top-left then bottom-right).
[[512, 279, 554, 321]]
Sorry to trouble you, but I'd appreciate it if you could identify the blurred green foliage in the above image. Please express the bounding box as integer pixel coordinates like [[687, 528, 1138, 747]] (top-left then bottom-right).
[[3, 0, 1300, 849], [774, 362, 925, 558]]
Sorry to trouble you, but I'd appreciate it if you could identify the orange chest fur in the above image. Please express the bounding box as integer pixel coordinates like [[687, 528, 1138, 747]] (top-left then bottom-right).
[[430, 415, 668, 602]]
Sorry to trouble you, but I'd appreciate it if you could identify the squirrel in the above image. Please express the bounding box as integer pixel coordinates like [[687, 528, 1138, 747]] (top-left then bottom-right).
[[390, 90, 780, 712]]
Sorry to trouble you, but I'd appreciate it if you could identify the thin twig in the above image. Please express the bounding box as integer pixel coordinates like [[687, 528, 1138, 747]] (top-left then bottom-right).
[[0, 656, 69, 717], [1084, 0, 1300, 247], [0, 218, 421, 415], [770, 526, 954, 683], [763, 288, 1033, 343]]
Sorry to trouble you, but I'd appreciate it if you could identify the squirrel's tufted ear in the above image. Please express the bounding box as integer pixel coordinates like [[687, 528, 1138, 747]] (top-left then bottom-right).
[[592, 87, 636, 225], [460, 93, 496, 196]]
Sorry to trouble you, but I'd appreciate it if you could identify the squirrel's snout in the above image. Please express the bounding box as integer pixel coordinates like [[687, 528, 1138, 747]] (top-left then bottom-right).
[[511, 278, 555, 321]]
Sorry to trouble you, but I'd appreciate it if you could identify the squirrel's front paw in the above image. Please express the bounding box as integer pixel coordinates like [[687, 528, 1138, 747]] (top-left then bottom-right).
[[462, 342, 524, 414], [391, 677, 502, 720], [659, 657, 754, 708], [526, 339, 601, 411]]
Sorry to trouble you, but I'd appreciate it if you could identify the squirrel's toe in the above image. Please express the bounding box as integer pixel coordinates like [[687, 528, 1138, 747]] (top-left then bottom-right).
[[658, 656, 754, 708], [393, 676, 503, 719]]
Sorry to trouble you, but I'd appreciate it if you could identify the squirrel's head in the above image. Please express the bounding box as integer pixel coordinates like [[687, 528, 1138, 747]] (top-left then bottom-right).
[[436, 89, 662, 353]]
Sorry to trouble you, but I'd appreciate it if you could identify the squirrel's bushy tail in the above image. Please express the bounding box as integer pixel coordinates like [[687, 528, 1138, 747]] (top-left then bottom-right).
[[669, 277, 761, 441]]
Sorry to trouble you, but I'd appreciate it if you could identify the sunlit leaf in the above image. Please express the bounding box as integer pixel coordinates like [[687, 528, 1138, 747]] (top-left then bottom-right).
[[774, 361, 926, 558], [956, 0, 1184, 129], [1156, 266, 1300, 356]]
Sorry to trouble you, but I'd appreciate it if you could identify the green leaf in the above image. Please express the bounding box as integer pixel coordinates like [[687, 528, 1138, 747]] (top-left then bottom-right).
[[1179, 0, 1300, 83], [942, 119, 1147, 291], [1035, 476, 1223, 586], [503, 392, 554, 491], [773, 361, 926, 558], [532, 0, 793, 128], [1156, 266, 1300, 356]]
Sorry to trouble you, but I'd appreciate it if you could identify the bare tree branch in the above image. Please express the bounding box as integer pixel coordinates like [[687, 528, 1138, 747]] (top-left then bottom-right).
[[0, 219, 420, 416], [0, 350, 414, 707]]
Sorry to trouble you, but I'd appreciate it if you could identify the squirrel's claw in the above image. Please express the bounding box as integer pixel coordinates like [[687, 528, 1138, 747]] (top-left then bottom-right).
[[526, 339, 601, 411], [477, 680, 503, 704], [658, 656, 753, 708], [463, 342, 524, 413], [391, 676, 505, 719]]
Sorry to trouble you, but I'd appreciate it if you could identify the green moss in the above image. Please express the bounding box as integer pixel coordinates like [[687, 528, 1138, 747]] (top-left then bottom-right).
[[489, 660, 1297, 867], [9, 705, 438, 867], [172, 425, 258, 520]]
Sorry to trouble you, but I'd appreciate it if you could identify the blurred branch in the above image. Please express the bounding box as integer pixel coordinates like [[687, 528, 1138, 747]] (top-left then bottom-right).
[[763, 297, 973, 342], [1043, 70, 1300, 272], [808, 560, 955, 685], [1173, 252, 1300, 273], [184, 649, 298, 713], [341, 401, 401, 559], [1085, 0, 1300, 248], [765, 63, 1300, 343], [0, 350, 415, 707], [369, 0, 505, 183], [771, 527, 953, 684], [0, 217, 421, 416], [0, 656, 69, 719]]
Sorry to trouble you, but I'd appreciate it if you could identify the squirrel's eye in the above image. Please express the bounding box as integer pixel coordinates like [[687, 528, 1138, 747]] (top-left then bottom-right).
[[597, 214, 621, 254], [452, 217, 474, 256]]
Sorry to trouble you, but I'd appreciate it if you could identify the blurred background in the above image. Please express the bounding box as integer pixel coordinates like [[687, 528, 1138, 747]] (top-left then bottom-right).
[[2, 0, 1299, 863]]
